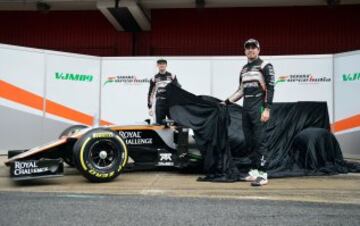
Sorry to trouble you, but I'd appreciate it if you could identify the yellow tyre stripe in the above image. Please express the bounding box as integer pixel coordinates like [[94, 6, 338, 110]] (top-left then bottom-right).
[[80, 134, 128, 174], [80, 137, 92, 171], [115, 136, 128, 169]]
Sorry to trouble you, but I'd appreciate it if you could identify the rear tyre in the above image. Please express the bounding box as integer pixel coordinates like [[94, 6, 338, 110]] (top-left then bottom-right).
[[73, 128, 128, 183]]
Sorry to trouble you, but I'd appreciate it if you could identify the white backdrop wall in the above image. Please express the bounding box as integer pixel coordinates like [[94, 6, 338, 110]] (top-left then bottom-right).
[[0, 44, 101, 150], [0, 44, 45, 149], [334, 51, 360, 121], [334, 50, 360, 158], [0, 43, 358, 158], [45, 52, 101, 124], [268, 55, 334, 122], [211, 57, 247, 106], [42, 51, 101, 142], [100, 56, 333, 124], [211, 55, 334, 122], [100, 57, 212, 125]]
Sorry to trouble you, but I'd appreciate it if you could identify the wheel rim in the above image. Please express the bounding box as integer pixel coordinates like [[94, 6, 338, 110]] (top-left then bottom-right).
[[88, 140, 119, 170]]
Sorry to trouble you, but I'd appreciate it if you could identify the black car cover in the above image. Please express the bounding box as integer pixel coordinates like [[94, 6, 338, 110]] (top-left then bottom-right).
[[166, 84, 360, 181]]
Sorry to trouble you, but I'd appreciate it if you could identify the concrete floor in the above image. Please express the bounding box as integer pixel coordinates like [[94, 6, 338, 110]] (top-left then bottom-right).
[[1, 192, 360, 226], [1, 156, 360, 204]]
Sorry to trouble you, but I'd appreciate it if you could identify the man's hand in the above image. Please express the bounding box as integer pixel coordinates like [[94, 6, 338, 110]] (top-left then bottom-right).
[[148, 109, 153, 116], [260, 108, 270, 122], [220, 99, 230, 106]]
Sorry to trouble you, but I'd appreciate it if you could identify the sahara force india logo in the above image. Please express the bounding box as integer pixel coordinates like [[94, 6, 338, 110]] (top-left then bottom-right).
[[55, 72, 93, 82], [342, 72, 360, 82], [276, 74, 331, 85], [104, 75, 150, 86]]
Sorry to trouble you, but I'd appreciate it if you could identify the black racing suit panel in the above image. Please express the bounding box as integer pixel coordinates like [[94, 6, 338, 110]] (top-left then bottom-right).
[[147, 72, 181, 124], [227, 58, 275, 171]]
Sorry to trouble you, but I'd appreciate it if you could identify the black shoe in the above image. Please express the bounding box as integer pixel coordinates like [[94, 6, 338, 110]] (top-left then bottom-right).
[[197, 174, 217, 182], [210, 175, 237, 183]]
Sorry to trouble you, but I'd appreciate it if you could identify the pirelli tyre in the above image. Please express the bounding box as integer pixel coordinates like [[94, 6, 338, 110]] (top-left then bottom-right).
[[73, 128, 128, 183], [59, 125, 88, 167]]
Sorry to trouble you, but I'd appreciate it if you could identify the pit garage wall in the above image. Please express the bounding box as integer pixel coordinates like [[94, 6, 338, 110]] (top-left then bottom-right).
[[0, 44, 101, 151], [334, 51, 360, 159]]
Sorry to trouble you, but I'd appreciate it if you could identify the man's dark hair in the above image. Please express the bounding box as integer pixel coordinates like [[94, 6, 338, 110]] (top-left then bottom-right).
[[157, 59, 167, 64]]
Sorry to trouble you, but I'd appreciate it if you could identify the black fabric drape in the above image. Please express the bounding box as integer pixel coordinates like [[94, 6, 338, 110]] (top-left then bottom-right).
[[167, 85, 241, 181], [289, 128, 360, 176], [166, 84, 360, 180]]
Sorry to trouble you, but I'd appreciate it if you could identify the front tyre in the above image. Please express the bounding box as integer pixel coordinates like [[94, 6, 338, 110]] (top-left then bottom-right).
[[59, 124, 88, 167], [73, 128, 128, 182]]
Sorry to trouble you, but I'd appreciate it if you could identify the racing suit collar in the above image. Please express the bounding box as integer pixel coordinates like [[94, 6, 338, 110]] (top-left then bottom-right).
[[247, 57, 261, 65]]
